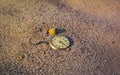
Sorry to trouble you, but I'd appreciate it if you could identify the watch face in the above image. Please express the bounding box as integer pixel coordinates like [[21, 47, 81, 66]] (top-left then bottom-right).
[[50, 35, 70, 50]]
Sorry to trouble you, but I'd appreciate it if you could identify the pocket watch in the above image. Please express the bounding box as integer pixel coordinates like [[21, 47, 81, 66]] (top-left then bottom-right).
[[49, 35, 70, 50]]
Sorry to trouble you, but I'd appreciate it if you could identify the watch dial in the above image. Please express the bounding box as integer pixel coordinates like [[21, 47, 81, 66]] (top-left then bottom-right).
[[51, 36, 70, 49]]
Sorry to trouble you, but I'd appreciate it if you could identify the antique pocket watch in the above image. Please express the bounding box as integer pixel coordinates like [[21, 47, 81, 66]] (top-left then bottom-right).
[[49, 35, 70, 50]]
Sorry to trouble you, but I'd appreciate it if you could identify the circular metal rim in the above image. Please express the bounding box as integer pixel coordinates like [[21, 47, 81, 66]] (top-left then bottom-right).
[[49, 35, 70, 50]]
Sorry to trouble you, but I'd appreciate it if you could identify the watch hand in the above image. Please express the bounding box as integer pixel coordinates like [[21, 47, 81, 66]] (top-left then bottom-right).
[[59, 41, 67, 46]]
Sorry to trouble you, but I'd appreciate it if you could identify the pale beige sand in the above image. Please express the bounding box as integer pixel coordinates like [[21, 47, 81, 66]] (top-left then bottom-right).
[[0, 0, 120, 75]]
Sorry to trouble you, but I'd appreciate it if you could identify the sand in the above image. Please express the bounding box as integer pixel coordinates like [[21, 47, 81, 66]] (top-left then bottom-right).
[[0, 0, 120, 75]]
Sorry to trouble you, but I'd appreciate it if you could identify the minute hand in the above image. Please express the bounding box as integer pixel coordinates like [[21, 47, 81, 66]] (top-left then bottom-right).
[[59, 41, 67, 46]]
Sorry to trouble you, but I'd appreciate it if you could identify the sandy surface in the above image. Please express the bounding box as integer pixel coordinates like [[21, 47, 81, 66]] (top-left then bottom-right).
[[0, 0, 120, 75]]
